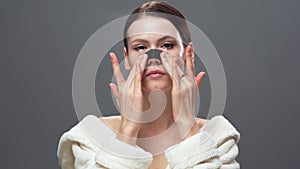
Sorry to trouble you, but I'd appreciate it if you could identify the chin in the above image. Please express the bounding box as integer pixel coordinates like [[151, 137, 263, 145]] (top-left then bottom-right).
[[142, 81, 172, 93], [141, 73, 173, 92]]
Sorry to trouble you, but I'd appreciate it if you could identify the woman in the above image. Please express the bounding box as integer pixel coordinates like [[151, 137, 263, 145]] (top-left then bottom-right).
[[57, 1, 240, 169]]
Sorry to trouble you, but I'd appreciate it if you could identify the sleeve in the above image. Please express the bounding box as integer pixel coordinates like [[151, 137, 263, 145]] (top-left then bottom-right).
[[57, 115, 153, 169], [206, 116, 240, 169], [164, 131, 222, 169], [165, 116, 240, 169]]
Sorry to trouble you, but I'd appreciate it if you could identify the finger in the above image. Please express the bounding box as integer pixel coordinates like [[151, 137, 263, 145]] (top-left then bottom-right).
[[174, 57, 185, 78], [132, 65, 143, 113], [109, 83, 120, 107], [175, 56, 185, 71], [195, 71, 206, 87], [134, 64, 142, 93], [110, 52, 125, 85], [127, 52, 143, 83], [185, 43, 195, 78], [134, 53, 148, 92], [140, 53, 148, 70], [161, 51, 181, 86], [172, 58, 181, 87], [109, 83, 119, 97], [160, 51, 172, 77]]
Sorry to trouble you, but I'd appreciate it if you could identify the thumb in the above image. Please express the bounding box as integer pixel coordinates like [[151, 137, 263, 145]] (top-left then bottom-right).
[[196, 72, 206, 87], [109, 83, 120, 98]]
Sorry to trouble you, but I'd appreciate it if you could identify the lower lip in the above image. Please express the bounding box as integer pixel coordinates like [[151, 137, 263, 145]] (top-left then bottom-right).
[[146, 73, 165, 78]]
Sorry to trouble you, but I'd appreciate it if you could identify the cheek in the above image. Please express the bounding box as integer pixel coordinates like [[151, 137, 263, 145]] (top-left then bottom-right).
[[127, 55, 138, 67], [168, 46, 184, 58], [127, 50, 144, 66]]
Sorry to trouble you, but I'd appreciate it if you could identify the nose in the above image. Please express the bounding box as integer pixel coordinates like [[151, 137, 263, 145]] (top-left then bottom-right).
[[146, 49, 162, 66], [147, 58, 161, 66]]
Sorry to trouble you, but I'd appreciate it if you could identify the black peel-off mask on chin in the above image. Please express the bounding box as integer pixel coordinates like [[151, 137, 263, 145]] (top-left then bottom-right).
[[145, 49, 162, 62]]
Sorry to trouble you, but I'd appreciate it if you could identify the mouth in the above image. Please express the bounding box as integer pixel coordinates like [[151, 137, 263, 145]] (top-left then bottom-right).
[[145, 70, 166, 78]]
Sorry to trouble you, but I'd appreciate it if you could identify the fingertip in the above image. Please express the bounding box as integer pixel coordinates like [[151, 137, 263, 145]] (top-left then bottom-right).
[[198, 73, 206, 83], [188, 42, 194, 48], [108, 83, 116, 88], [109, 52, 114, 61], [143, 53, 148, 61], [162, 49, 169, 56], [196, 75, 202, 87], [186, 46, 192, 53]]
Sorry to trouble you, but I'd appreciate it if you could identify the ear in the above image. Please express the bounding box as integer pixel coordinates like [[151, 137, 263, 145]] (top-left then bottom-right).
[[123, 47, 131, 70]]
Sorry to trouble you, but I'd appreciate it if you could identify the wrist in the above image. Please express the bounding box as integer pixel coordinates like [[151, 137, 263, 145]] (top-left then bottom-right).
[[117, 121, 141, 146], [175, 118, 199, 140], [118, 125, 140, 137], [182, 122, 199, 140]]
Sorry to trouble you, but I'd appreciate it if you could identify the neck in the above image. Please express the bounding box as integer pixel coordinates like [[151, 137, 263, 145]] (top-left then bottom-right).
[[138, 90, 174, 138]]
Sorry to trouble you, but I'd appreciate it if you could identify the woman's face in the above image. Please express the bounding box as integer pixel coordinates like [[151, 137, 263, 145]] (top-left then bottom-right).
[[125, 16, 184, 92]]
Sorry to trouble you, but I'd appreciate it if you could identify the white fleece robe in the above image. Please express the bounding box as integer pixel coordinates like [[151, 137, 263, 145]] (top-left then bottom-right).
[[57, 115, 240, 169]]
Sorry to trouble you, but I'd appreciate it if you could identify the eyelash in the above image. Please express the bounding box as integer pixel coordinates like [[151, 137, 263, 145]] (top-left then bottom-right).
[[133, 43, 175, 51], [162, 43, 175, 49], [133, 45, 147, 51]]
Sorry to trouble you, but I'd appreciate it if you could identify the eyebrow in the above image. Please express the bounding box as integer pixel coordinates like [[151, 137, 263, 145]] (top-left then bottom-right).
[[130, 35, 177, 45]]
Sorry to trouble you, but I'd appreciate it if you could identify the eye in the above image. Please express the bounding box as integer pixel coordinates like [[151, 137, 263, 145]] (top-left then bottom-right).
[[162, 43, 175, 50], [134, 45, 147, 51]]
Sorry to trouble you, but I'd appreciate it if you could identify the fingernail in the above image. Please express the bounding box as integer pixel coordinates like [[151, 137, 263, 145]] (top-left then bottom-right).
[[144, 54, 148, 59], [160, 52, 164, 58], [187, 46, 192, 53], [109, 52, 114, 61]]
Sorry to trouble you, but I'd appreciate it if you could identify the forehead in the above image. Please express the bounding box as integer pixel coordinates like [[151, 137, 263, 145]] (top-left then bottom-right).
[[126, 16, 181, 41]]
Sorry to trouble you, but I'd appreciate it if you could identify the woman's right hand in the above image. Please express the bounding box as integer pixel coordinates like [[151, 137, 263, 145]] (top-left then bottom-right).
[[108, 52, 148, 146]]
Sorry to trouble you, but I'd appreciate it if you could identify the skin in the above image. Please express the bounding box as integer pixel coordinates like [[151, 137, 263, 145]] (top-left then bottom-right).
[[102, 16, 207, 168]]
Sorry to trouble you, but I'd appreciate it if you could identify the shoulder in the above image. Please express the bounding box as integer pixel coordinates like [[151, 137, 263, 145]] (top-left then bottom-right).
[[57, 115, 120, 161], [164, 116, 240, 168], [58, 115, 117, 145], [200, 115, 240, 144], [57, 115, 153, 168]]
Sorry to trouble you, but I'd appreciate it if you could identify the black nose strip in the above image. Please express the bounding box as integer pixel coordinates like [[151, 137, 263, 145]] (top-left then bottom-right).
[[145, 49, 162, 62]]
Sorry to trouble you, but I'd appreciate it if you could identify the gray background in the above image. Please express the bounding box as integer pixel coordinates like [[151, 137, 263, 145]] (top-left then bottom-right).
[[1, 0, 299, 168]]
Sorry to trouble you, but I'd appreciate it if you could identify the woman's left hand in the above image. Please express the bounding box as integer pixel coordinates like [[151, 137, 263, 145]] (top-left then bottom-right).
[[161, 43, 206, 140]]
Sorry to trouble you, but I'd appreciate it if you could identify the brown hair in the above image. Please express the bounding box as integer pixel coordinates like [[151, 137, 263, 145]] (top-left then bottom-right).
[[123, 1, 191, 51]]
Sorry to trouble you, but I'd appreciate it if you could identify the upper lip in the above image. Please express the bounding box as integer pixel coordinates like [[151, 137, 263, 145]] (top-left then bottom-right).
[[145, 70, 166, 77]]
